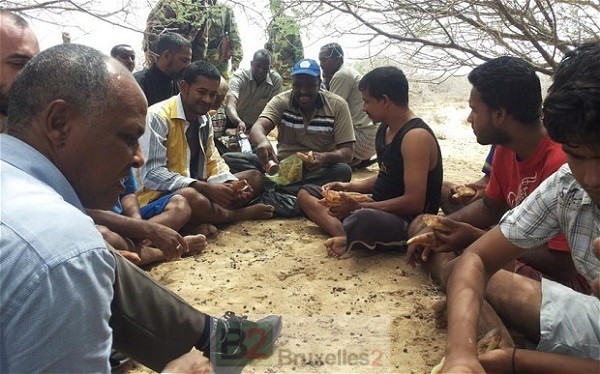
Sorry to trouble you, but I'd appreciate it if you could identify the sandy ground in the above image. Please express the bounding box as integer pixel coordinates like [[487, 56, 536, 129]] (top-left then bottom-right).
[[125, 102, 490, 373]]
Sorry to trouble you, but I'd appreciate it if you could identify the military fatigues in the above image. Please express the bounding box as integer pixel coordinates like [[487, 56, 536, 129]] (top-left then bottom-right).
[[265, 12, 304, 89], [143, 0, 242, 79]]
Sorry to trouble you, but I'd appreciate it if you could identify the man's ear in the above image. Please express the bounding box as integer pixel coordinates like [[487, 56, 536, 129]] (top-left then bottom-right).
[[43, 100, 74, 148], [381, 94, 391, 107], [492, 107, 508, 126], [179, 79, 187, 93]]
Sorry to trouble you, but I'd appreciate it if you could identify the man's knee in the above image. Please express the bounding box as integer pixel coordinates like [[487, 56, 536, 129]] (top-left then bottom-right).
[[165, 193, 192, 218], [175, 188, 211, 212], [327, 162, 352, 182], [343, 208, 379, 233]]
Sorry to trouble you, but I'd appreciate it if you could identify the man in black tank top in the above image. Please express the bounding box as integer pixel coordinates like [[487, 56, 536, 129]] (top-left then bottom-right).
[[297, 66, 442, 257]]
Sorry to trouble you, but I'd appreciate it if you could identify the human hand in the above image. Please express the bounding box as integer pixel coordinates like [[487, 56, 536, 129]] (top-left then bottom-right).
[[477, 348, 514, 373], [255, 138, 277, 165], [429, 217, 482, 255], [327, 192, 361, 220], [450, 184, 478, 205], [162, 349, 213, 373], [226, 179, 254, 203], [304, 152, 324, 173], [322, 181, 349, 192], [236, 121, 246, 134], [146, 222, 188, 258], [204, 183, 237, 208]]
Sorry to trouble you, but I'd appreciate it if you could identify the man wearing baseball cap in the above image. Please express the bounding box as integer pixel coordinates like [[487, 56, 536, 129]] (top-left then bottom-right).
[[223, 58, 356, 196]]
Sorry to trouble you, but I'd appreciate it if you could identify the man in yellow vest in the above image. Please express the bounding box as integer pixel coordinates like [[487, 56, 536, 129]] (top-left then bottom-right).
[[138, 61, 275, 235]]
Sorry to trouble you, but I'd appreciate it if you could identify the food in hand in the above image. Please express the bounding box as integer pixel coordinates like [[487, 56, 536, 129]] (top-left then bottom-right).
[[230, 179, 250, 192], [406, 232, 438, 246], [318, 189, 373, 208], [476, 328, 502, 355], [422, 214, 452, 234], [452, 185, 477, 200], [296, 150, 315, 163]]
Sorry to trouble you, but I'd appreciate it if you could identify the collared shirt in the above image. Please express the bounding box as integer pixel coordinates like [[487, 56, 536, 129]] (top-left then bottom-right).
[[499, 164, 600, 283], [259, 90, 355, 160], [0, 135, 115, 372], [228, 68, 283, 126], [134, 64, 179, 106], [140, 95, 234, 196], [328, 65, 375, 131]]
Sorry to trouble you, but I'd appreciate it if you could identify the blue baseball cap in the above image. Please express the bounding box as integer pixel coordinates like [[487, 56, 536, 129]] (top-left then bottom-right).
[[291, 59, 321, 77]]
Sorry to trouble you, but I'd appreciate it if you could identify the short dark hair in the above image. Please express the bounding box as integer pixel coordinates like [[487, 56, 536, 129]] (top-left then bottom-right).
[[252, 49, 272, 63], [359, 66, 409, 106], [110, 44, 133, 57], [7, 44, 113, 139], [156, 32, 191, 56], [320, 43, 344, 59], [468, 56, 541, 124], [543, 42, 600, 146], [181, 60, 221, 84]]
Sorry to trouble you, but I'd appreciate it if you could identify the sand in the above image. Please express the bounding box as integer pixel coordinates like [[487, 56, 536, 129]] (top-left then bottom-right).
[[125, 102, 490, 373]]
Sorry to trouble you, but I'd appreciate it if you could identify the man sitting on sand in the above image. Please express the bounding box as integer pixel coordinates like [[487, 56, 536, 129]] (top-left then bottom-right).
[[297, 66, 442, 258], [406, 56, 589, 294], [441, 42, 600, 373], [138, 60, 275, 236], [223, 58, 356, 195], [1, 41, 281, 372], [86, 174, 206, 265], [319, 43, 379, 169]]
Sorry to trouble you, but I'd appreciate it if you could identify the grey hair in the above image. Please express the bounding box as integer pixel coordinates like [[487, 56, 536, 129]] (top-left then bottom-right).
[[7, 43, 115, 138]]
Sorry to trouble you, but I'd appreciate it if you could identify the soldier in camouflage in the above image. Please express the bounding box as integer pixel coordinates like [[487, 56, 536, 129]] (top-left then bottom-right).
[[143, 0, 242, 79], [264, 0, 303, 89]]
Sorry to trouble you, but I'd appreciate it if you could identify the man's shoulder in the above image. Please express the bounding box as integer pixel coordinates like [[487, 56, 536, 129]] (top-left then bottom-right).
[[320, 90, 350, 109], [133, 68, 150, 81], [269, 70, 283, 83], [334, 66, 361, 80]]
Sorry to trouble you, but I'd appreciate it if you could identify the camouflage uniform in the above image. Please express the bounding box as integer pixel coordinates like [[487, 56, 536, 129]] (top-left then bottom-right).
[[143, 0, 243, 79], [265, 1, 303, 89]]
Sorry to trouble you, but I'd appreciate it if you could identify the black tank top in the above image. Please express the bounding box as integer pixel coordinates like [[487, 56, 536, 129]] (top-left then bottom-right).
[[372, 118, 443, 215]]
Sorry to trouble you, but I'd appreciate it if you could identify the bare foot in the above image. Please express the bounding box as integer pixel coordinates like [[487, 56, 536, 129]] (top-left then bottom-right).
[[432, 297, 447, 329], [235, 203, 275, 221], [183, 234, 207, 255], [138, 245, 169, 266], [324, 236, 348, 258], [197, 223, 219, 238]]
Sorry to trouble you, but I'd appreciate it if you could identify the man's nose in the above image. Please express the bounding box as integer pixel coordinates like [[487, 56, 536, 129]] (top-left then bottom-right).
[[132, 145, 144, 168]]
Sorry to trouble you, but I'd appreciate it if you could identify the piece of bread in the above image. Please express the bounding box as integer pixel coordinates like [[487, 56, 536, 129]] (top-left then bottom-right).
[[476, 328, 502, 355], [406, 232, 437, 246], [296, 150, 315, 163], [318, 190, 373, 208], [422, 214, 452, 234], [230, 179, 249, 192], [452, 185, 477, 200]]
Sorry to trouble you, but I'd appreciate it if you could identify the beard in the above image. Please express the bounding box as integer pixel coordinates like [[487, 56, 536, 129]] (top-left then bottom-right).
[[0, 89, 8, 116]]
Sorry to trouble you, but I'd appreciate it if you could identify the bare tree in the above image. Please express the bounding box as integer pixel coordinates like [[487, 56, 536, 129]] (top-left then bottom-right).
[[274, 0, 600, 77], [1, 0, 142, 33]]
